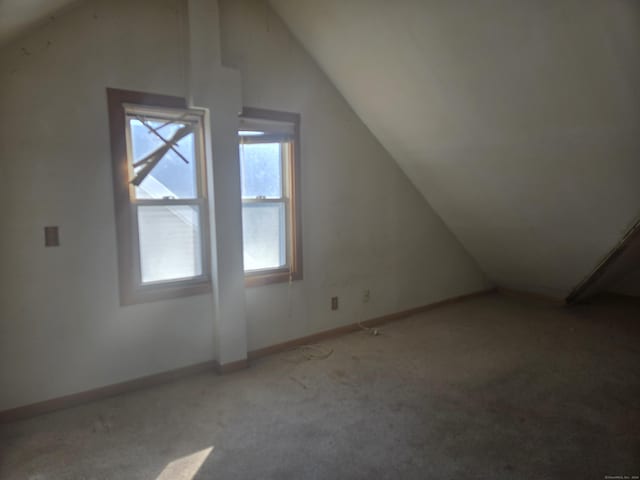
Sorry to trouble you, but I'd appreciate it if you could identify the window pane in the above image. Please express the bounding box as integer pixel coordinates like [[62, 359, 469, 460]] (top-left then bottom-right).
[[129, 118, 198, 199], [239, 143, 282, 198], [242, 202, 286, 271], [138, 205, 203, 283]]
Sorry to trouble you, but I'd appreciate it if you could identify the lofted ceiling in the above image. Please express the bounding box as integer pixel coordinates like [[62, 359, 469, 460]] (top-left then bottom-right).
[[0, 0, 79, 45], [270, 0, 640, 297], [1, 0, 638, 298]]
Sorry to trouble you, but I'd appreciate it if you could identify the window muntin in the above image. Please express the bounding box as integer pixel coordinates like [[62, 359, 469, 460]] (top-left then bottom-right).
[[239, 109, 302, 286], [107, 88, 211, 305]]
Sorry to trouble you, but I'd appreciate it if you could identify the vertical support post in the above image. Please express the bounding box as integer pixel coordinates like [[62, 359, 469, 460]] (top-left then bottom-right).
[[187, 0, 248, 368]]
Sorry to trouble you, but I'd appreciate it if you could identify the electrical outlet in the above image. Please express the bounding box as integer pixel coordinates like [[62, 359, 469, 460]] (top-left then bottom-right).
[[44, 226, 60, 247], [363, 289, 370, 303], [331, 296, 338, 310]]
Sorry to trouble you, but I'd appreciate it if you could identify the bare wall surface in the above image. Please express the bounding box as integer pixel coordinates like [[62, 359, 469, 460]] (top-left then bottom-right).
[[0, 0, 80, 46], [219, 0, 491, 352], [270, 0, 640, 298], [0, 0, 231, 411], [0, 0, 491, 411]]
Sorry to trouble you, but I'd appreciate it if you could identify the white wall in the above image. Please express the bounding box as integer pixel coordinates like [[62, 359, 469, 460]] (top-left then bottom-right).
[[0, 0, 491, 412], [0, 0, 236, 412], [219, 0, 491, 352], [0, 0, 77, 45], [270, 0, 640, 298], [186, 0, 248, 368]]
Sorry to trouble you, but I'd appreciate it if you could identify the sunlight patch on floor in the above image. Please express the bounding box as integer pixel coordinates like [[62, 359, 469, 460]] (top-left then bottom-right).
[[156, 446, 214, 480]]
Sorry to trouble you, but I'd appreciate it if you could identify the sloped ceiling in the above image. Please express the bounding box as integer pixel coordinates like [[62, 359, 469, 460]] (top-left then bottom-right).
[[0, 0, 79, 45], [270, 0, 640, 297], [2, 0, 638, 297]]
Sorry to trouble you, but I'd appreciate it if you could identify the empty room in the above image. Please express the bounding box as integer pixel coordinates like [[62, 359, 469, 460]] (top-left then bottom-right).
[[1, 0, 639, 478]]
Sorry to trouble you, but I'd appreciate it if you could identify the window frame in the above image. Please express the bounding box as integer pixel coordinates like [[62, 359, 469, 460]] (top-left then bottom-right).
[[239, 107, 303, 288], [107, 88, 212, 305]]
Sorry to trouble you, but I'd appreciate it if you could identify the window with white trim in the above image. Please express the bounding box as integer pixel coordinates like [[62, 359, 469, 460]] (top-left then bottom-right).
[[239, 108, 302, 287], [107, 89, 211, 305]]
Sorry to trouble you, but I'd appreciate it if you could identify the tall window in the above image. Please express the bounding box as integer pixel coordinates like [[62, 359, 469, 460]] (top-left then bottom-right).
[[107, 88, 211, 305], [239, 108, 302, 287]]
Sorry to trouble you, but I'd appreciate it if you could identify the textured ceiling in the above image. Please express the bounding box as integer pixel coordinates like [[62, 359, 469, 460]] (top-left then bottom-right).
[[0, 0, 79, 45], [270, 0, 640, 297]]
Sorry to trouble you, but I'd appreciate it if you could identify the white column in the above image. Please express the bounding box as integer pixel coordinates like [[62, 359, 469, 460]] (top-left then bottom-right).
[[187, 0, 248, 368]]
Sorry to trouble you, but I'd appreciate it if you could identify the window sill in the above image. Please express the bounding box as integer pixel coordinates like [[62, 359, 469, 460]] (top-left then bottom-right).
[[244, 269, 301, 288], [120, 280, 212, 306]]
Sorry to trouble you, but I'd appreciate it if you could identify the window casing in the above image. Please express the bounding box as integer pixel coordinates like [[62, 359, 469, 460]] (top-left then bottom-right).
[[107, 88, 211, 305], [239, 108, 302, 287]]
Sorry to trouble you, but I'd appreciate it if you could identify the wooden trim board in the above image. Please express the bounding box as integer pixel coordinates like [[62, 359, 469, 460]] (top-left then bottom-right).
[[216, 359, 250, 374], [496, 287, 566, 306], [0, 361, 217, 424], [0, 288, 495, 423], [248, 288, 497, 360]]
